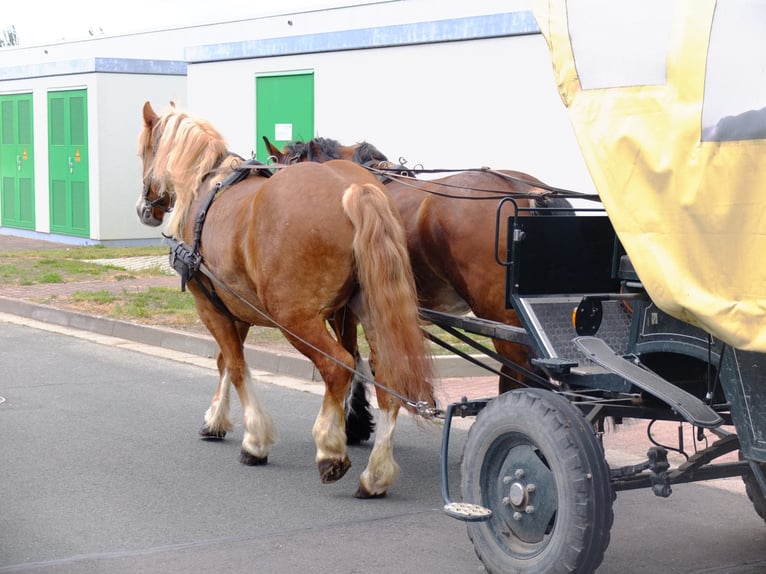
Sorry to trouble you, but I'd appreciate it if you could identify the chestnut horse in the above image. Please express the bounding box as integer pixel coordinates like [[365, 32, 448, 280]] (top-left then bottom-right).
[[137, 102, 434, 498], [264, 136, 574, 395]]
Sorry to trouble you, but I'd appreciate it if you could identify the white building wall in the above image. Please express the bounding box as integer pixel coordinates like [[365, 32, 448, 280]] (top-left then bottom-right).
[[0, 65, 185, 244], [186, 10, 594, 194], [0, 1, 597, 244], [94, 73, 187, 241], [0, 1, 524, 69]]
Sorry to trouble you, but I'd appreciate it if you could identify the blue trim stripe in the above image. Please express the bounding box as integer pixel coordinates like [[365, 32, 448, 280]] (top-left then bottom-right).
[[0, 58, 186, 81], [94, 58, 187, 75], [186, 11, 539, 63]]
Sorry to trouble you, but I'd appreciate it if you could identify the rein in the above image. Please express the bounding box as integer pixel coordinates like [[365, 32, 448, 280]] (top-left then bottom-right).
[[366, 165, 602, 202], [195, 257, 439, 418]]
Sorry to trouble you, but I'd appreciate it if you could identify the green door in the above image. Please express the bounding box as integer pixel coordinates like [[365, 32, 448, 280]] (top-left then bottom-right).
[[255, 73, 314, 162], [48, 89, 89, 237], [0, 93, 35, 229]]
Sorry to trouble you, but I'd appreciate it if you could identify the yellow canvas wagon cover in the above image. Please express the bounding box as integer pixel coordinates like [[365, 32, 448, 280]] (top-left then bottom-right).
[[533, 0, 766, 351]]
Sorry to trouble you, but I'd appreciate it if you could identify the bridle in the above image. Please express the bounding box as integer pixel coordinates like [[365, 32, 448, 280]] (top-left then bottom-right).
[[140, 174, 174, 222], [139, 121, 176, 221]]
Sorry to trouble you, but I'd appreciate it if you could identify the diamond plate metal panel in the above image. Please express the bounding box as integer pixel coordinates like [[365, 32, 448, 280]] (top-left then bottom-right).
[[519, 296, 632, 361]]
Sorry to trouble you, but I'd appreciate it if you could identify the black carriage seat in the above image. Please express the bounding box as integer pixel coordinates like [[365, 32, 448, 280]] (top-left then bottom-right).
[[512, 215, 621, 296]]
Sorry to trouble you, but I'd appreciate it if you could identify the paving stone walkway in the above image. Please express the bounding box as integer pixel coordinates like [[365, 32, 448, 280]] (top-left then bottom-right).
[[0, 235, 178, 299]]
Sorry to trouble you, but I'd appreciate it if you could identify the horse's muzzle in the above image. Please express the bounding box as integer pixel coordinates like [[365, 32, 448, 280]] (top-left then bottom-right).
[[136, 198, 163, 227]]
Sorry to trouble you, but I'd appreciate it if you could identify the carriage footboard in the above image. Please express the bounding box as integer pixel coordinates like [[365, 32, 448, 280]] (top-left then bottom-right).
[[573, 336, 723, 428]]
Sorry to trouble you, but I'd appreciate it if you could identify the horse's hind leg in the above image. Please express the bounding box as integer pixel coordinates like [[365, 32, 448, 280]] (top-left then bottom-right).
[[352, 324, 407, 498], [283, 321, 355, 484], [330, 309, 374, 445], [355, 393, 400, 499], [345, 356, 375, 445]]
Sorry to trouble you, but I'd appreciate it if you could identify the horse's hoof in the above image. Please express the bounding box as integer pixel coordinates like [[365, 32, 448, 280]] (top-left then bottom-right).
[[199, 424, 226, 440], [318, 456, 352, 484], [354, 485, 387, 499], [239, 450, 268, 466]]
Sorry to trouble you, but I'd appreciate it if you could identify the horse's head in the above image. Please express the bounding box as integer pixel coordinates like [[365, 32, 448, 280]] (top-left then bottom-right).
[[136, 101, 174, 227], [136, 101, 228, 235]]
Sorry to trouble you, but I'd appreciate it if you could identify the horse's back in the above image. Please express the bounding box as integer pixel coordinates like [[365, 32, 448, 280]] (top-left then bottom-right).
[[253, 159, 391, 238], [267, 159, 382, 200], [389, 170, 539, 319]]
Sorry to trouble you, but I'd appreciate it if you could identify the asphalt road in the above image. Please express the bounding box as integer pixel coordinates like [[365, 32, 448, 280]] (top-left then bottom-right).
[[2, 320, 766, 573]]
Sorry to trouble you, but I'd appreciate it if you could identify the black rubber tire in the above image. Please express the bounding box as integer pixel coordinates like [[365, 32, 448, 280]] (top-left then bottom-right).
[[740, 454, 766, 522], [461, 388, 614, 574]]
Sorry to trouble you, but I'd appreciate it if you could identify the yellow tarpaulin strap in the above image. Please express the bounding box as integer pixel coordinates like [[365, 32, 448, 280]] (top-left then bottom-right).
[[532, 0, 766, 351]]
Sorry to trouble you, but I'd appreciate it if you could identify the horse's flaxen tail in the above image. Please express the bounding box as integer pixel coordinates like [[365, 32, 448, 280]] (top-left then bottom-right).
[[341, 183, 434, 414]]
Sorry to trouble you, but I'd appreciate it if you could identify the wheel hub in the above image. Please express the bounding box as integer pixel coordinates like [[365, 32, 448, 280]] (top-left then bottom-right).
[[507, 480, 527, 507], [496, 445, 557, 543]]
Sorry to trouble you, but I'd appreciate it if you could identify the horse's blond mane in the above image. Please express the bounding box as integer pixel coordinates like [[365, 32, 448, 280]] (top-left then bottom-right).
[[142, 105, 229, 237]]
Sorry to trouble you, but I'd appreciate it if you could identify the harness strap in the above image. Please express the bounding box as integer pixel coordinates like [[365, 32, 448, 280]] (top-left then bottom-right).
[[164, 154, 274, 317], [164, 233, 244, 322], [165, 234, 201, 291], [192, 275, 242, 323]]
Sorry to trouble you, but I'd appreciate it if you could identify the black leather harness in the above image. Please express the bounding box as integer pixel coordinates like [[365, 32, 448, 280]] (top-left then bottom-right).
[[163, 157, 273, 321]]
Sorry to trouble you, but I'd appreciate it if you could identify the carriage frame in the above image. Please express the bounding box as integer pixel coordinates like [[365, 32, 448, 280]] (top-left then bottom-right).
[[430, 198, 766, 573]]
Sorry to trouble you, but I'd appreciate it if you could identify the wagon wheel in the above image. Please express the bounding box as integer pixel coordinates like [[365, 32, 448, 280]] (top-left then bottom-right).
[[461, 388, 614, 574], [740, 453, 766, 522]]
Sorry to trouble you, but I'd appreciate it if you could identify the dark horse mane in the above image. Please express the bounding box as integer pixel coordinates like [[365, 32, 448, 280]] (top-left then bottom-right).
[[284, 137, 574, 214], [351, 142, 391, 165], [284, 137, 391, 166], [283, 137, 339, 162]]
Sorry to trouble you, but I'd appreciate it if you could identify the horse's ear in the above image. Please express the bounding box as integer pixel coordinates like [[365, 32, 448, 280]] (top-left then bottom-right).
[[143, 101, 158, 127], [263, 136, 286, 162], [308, 139, 323, 161], [169, 100, 177, 108]]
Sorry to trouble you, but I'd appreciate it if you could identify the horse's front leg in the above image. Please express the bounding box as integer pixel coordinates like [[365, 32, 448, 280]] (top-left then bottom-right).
[[231, 364, 276, 465], [355, 393, 401, 499], [199, 365, 233, 439], [199, 320, 251, 440], [196, 301, 275, 464]]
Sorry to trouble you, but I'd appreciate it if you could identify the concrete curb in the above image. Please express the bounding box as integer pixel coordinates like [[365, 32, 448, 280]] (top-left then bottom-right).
[[0, 296, 498, 381]]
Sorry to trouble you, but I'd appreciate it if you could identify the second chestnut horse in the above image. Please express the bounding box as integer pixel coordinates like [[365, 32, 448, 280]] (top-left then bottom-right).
[[265, 136, 574, 397]]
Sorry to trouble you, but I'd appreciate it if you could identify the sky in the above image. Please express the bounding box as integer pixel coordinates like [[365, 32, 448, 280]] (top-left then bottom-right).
[[2, 0, 337, 46]]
